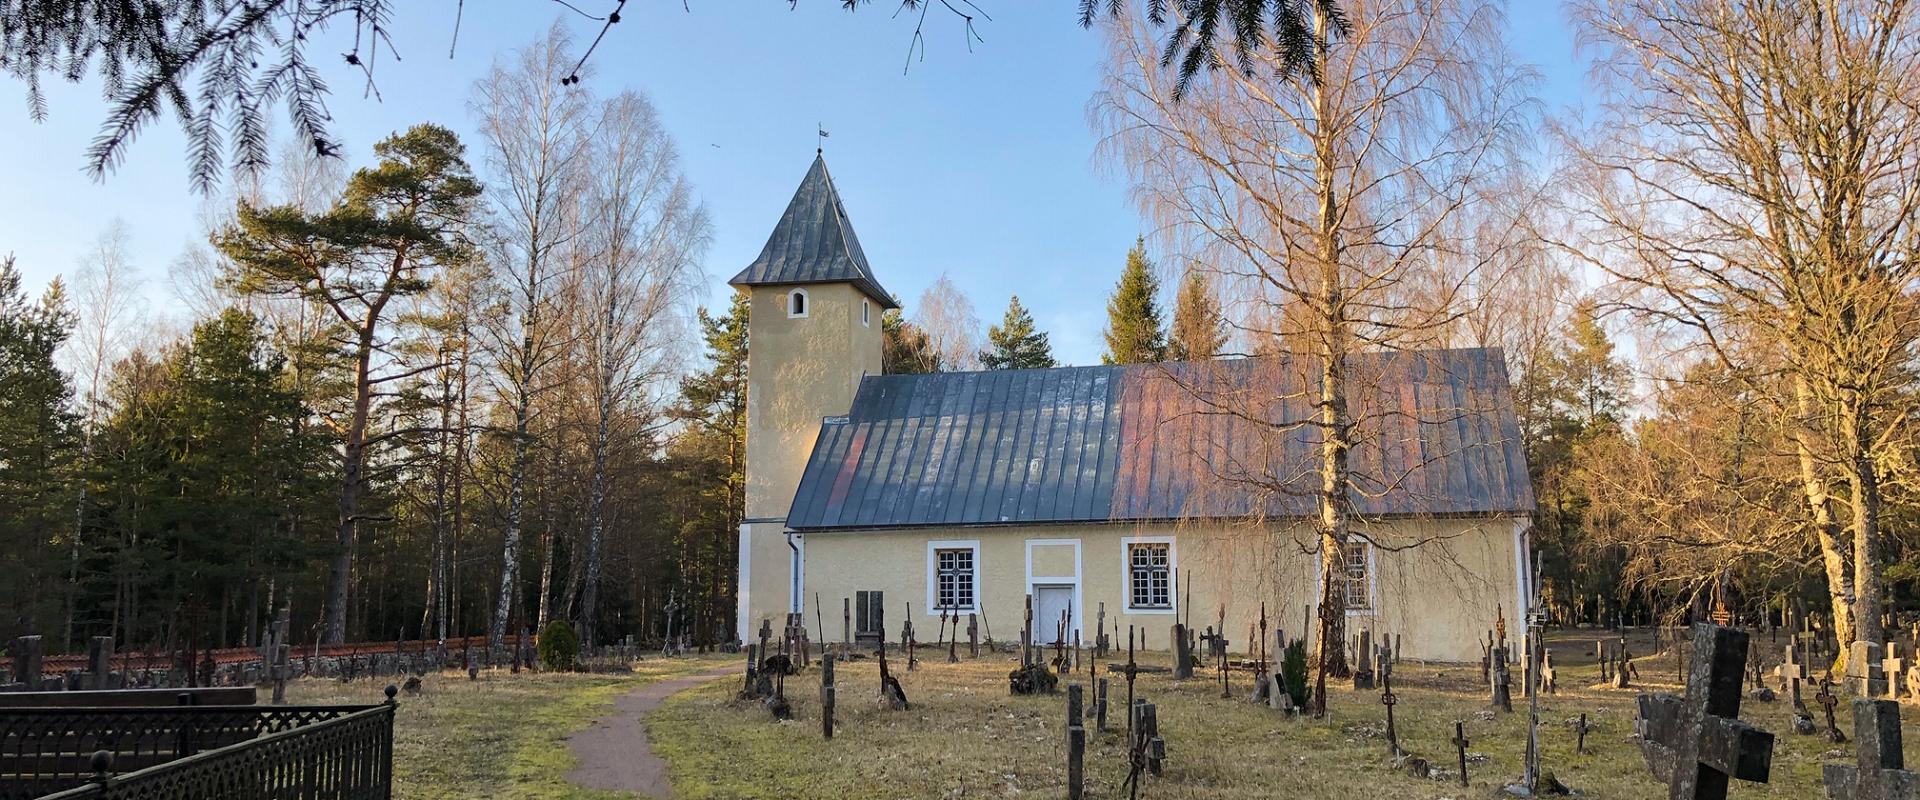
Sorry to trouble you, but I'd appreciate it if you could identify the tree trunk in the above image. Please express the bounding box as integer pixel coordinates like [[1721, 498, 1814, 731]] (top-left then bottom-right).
[[324, 329, 378, 645], [1794, 376, 1856, 672], [491, 382, 533, 648], [1840, 392, 1883, 648], [580, 350, 613, 648], [1307, 6, 1349, 717]]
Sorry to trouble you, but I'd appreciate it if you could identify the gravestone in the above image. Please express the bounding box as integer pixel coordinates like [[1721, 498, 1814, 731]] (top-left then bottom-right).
[[1490, 646, 1513, 712], [1171, 623, 1194, 680], [85, 636, 114, 690], [1823, 699, 1920, 800], [1541, 648, 1557, 695], [1779, 636, 1807, 690], [1635, 624, 1775, 800], [12, 635, 42, 688], [1851, 641, 1888, 697], [1353, 630, 1376, 690], [1882, 645, 1906, 701]]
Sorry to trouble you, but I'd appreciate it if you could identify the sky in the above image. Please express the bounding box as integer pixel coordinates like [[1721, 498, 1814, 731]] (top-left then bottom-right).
[[0, 2, 1589, 368]]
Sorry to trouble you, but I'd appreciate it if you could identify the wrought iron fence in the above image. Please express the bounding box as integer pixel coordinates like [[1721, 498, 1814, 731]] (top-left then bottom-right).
[[0, 703, 393, 800]]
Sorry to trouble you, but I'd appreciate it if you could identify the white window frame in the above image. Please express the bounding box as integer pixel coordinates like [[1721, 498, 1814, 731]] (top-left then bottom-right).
[[788, 288, 810, 318], [926, 539, 982, 614], [1120, 535, 1177, 615], [862, 298, 872, 327], [1311, 537, 1379, 617], [1342, 539, 1375, 613]]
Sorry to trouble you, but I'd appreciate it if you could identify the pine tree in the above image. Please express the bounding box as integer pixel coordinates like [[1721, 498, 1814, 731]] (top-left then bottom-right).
[[883, 309, 943, 374], [1101, 238, 1168, 364], [0, 255, 78, 634], [669, 292, 750, 643], [980, 295, 1056, 370], [1167, 269, 1227, 361]]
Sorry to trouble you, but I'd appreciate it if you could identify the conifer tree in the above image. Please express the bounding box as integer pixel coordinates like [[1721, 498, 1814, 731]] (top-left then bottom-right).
[[1101, 238, 1168, 364], [981, 295, 1057, 370], [882, 309, 943, 374], [1167, 269, 1228, 361], [0, 255, 78, 634]]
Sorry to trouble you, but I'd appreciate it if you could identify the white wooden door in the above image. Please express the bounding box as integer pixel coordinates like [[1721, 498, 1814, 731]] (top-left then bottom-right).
[[1034, 585, 1075, 645]]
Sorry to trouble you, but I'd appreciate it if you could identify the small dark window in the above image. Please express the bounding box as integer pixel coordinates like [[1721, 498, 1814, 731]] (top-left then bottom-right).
[[855, 590, 885, 641], [789, 289, 808, 317]]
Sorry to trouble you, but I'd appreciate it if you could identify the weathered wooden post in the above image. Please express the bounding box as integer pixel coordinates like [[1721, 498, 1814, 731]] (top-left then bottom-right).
[[1095, 677, 1109, 733], [842, 597, 852, 657], [820, 653, 836, 740], [968, 613, 979, 658], [1066, 684, 1086, 800]]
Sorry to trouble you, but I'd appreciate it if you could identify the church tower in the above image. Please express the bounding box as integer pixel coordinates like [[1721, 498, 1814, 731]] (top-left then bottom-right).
[[730, 154, 895, 641]]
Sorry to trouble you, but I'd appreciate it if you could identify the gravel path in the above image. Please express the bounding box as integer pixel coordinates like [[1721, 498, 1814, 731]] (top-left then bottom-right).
[[567, 666, 736, 798]]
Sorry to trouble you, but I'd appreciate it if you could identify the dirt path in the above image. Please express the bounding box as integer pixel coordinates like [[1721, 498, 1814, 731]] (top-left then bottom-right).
[[567, 666, 736, 798]]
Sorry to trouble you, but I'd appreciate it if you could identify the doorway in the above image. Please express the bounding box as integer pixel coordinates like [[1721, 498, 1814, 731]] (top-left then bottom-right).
[[1033, 584, 1076, 645]]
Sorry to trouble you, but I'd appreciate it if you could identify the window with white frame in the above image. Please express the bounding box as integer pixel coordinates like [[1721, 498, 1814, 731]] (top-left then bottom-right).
[[862, 298, 871, 327], [934, 547, 976, 610], [788, 288, 809, 318], [1128, 542, 1172, 609], [1344, 541, 1373, 610]]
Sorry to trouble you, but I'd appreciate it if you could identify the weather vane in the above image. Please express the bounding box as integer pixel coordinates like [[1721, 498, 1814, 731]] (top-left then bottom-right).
[[818, 124, 830, 155]]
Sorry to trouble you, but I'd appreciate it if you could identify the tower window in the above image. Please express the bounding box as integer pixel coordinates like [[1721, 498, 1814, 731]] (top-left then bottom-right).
[[863, 298, 871, 327], [788, 288, 809, 318]]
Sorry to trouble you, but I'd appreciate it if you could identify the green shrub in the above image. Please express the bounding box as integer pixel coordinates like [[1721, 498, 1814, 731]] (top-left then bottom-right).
[[538, 620, 579, 672], [1281, 638, 1309, 707]]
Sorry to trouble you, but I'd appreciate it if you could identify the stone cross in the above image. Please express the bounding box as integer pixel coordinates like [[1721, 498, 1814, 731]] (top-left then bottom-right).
[[1880, 645, 1905, 701], [1779, 635, 1807, 689], [1635, 624, 1775, 800], [1823, 699, 1920, 800]]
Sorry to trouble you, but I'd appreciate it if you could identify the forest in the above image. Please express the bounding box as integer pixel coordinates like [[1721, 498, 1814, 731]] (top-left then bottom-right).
[[1, 1, 1918, 684]]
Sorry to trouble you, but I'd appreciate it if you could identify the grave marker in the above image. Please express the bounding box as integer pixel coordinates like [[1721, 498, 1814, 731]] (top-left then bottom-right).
[[1881, 645, 1905, 701], [1451, 721, 1471, 788], [1822, 699, 1920, 800], [821, 653, 836, 739], [1635, 624, 1776, 800], [1067, 684, 1086, 800], [1852, 641, 1889, 697]]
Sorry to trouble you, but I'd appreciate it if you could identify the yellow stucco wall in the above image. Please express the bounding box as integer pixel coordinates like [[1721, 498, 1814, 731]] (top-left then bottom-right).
[[737, 282, 884, 638], [791, 517, 1529, 662]]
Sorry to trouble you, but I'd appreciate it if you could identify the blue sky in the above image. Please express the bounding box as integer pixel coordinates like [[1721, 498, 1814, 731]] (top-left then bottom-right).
[[0, 2, 1586, 367]]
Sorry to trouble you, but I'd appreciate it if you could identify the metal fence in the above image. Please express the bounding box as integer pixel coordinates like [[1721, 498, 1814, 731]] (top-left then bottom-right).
[[1, 703, 393, 800]]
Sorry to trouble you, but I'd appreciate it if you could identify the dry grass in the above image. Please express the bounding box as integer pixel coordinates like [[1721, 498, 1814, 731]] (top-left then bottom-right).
[[649, 632, 1910, 799], [284, 653, 734, 799]]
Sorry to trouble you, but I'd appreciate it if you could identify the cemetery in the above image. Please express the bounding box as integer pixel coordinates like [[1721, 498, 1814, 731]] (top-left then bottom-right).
[[6, 1, 1920, 799]]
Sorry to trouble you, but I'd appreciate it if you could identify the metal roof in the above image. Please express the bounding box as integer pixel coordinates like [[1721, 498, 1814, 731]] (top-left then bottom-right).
[[728, 154, 898, 308], [785, 348, 1535, 530]]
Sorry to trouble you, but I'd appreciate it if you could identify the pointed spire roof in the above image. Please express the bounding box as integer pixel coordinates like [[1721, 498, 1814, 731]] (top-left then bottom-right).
[[729, 154, 898, 308]]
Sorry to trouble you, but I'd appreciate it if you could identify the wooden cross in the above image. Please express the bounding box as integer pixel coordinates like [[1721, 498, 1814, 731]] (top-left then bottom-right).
[[1575, 712, 1590, 755], [1635, 624, 1775, 800], [1823, 699, 1920, 800], [1451, 720, 1471, 788]]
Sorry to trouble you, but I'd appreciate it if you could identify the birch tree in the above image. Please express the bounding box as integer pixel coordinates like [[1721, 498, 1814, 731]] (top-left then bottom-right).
[[1096, 0, 1532, 713], [473, 24, 594, 648], [1562, 0, 1920, 664], [574, 90, 709, 646]]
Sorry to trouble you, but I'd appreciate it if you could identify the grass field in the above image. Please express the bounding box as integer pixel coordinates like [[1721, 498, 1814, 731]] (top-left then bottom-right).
[[284, 653, 734, 800], [648, 629, 1909, 799]]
